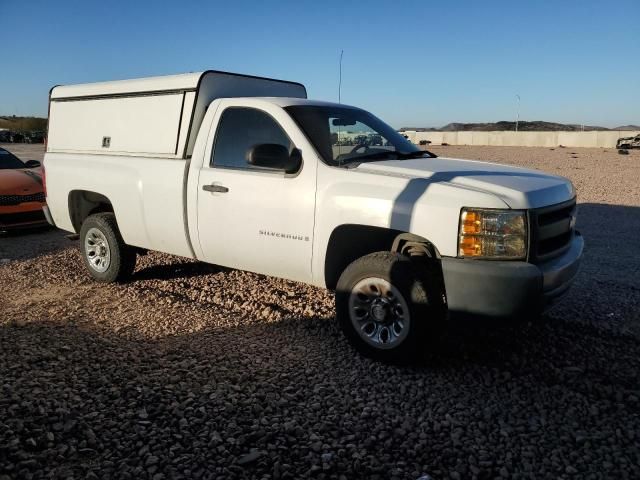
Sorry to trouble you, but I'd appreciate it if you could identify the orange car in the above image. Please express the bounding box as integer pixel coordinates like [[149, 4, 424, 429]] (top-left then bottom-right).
[[0, 147, 48, 231]]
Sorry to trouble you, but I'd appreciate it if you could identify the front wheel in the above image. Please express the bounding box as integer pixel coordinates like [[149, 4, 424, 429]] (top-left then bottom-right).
[[336, 251, 446, 362], [79, 213, 136, 283]]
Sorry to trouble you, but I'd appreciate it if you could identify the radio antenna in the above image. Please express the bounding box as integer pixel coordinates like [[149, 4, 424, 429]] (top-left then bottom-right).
[[338, 50, 344, 104]]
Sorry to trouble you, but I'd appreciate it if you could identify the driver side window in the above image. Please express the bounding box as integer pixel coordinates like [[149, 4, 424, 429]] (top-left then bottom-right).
[[212, 107, 293, 169]]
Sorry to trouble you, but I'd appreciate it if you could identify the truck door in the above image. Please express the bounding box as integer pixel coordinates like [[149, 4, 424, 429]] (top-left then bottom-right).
[[195, 104, 316, 284]]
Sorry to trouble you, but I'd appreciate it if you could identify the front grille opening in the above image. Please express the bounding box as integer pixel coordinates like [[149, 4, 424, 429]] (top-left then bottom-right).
[[538, 204, 575, 226], [538, 231, 572, 256], [531, 199, 576, 262], [0, 192, 46, 206]]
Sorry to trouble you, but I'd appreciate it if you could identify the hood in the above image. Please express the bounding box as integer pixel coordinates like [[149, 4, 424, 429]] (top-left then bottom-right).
[[0, 168, 44, 196], [356, 157, 575, 209]]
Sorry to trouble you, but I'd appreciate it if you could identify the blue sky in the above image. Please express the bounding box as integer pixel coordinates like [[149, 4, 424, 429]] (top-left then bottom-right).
[[2, 0, 639, 128]]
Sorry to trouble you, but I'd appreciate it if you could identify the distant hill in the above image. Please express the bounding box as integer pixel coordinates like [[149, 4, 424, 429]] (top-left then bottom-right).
[[0, 116, 47, 132], [439, 121, 610, 132], [400, 121, 637, 132]]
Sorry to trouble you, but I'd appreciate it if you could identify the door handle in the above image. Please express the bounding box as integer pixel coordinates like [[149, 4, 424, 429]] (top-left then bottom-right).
[[202, 184, 229, 193]]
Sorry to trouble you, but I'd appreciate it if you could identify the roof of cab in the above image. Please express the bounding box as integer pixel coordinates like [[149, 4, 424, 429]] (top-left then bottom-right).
[[245, 97, 361, 109]]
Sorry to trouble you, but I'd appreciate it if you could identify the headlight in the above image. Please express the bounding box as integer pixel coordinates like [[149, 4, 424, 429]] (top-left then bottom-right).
[[458, 208, 527, 259]]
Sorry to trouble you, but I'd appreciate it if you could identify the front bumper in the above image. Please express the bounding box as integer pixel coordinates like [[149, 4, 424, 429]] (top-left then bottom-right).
[[441, 231, 584, 318], [0, 203, 49, 231]]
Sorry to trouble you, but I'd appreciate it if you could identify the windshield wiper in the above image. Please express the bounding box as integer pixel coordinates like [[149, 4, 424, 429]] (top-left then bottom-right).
[[337, 150, 396, 166], [359, 150, 434, 161], [396, 151, 429, 159], [338, 149, 436, 167]]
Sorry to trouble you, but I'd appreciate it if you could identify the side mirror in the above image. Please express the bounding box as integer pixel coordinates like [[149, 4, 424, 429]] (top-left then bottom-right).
[[24, 160, 41, 168], [246, 144, 301, 173]]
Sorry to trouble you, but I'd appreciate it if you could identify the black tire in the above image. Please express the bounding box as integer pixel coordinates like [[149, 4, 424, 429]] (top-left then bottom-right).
[[79, 213, 136, 283], [336, 251, 447, 362]]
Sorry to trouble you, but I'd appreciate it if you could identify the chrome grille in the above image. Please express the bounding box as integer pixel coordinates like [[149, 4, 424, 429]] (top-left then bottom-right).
[[0, 192, 46, 206], [530, 198, 576, 263]]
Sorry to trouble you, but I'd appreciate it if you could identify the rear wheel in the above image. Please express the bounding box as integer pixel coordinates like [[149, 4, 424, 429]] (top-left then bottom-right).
[[336, 251, 446, 362], [80, 213, 136, 283]]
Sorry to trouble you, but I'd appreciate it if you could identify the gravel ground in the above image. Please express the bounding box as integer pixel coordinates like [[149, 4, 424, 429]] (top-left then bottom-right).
[[1, 144, 639, 479]]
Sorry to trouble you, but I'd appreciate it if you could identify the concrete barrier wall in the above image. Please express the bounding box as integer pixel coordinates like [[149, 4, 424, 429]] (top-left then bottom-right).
[[405, 130, 639, 148]]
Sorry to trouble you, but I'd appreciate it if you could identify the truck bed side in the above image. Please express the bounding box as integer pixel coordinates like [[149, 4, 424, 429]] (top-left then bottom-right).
[[45, 152, 194, 258]]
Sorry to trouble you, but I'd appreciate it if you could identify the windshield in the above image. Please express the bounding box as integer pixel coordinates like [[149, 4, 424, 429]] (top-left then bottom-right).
[[0, 148, 26, 169], [285, 105, 432, 166]]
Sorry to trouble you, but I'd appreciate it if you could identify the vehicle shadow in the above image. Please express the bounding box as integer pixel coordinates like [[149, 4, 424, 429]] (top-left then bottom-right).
[[1, 307, 638, 479], [132, 259, 228, 281]]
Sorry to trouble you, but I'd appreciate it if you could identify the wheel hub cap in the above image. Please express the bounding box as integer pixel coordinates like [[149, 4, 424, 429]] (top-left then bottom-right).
[[84, 227, 111, 273], [348, 277, 410, 349]]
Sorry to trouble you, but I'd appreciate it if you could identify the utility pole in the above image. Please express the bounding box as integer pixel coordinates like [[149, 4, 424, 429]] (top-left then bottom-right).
[[515, 94, 521, 132]]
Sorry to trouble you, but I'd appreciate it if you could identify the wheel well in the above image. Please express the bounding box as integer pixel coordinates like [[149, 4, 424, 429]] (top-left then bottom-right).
[[323, 224, 440, 290], [68, 190, 114, 233]]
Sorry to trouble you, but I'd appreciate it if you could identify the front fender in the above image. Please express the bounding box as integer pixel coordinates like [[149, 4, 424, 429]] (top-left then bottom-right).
[[311, 166, 507, 286]]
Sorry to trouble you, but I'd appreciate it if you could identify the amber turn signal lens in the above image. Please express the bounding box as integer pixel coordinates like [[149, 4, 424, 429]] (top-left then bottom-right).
[[461, 211, 481, 234], [459, 235, 482, 256]]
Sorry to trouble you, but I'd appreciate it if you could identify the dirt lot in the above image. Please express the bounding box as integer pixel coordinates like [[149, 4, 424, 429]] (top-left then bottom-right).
[[1, 144, 639, 479]]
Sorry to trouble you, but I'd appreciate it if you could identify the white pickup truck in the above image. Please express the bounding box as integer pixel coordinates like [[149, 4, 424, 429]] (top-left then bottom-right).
[[43, 70, 583, 361]]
